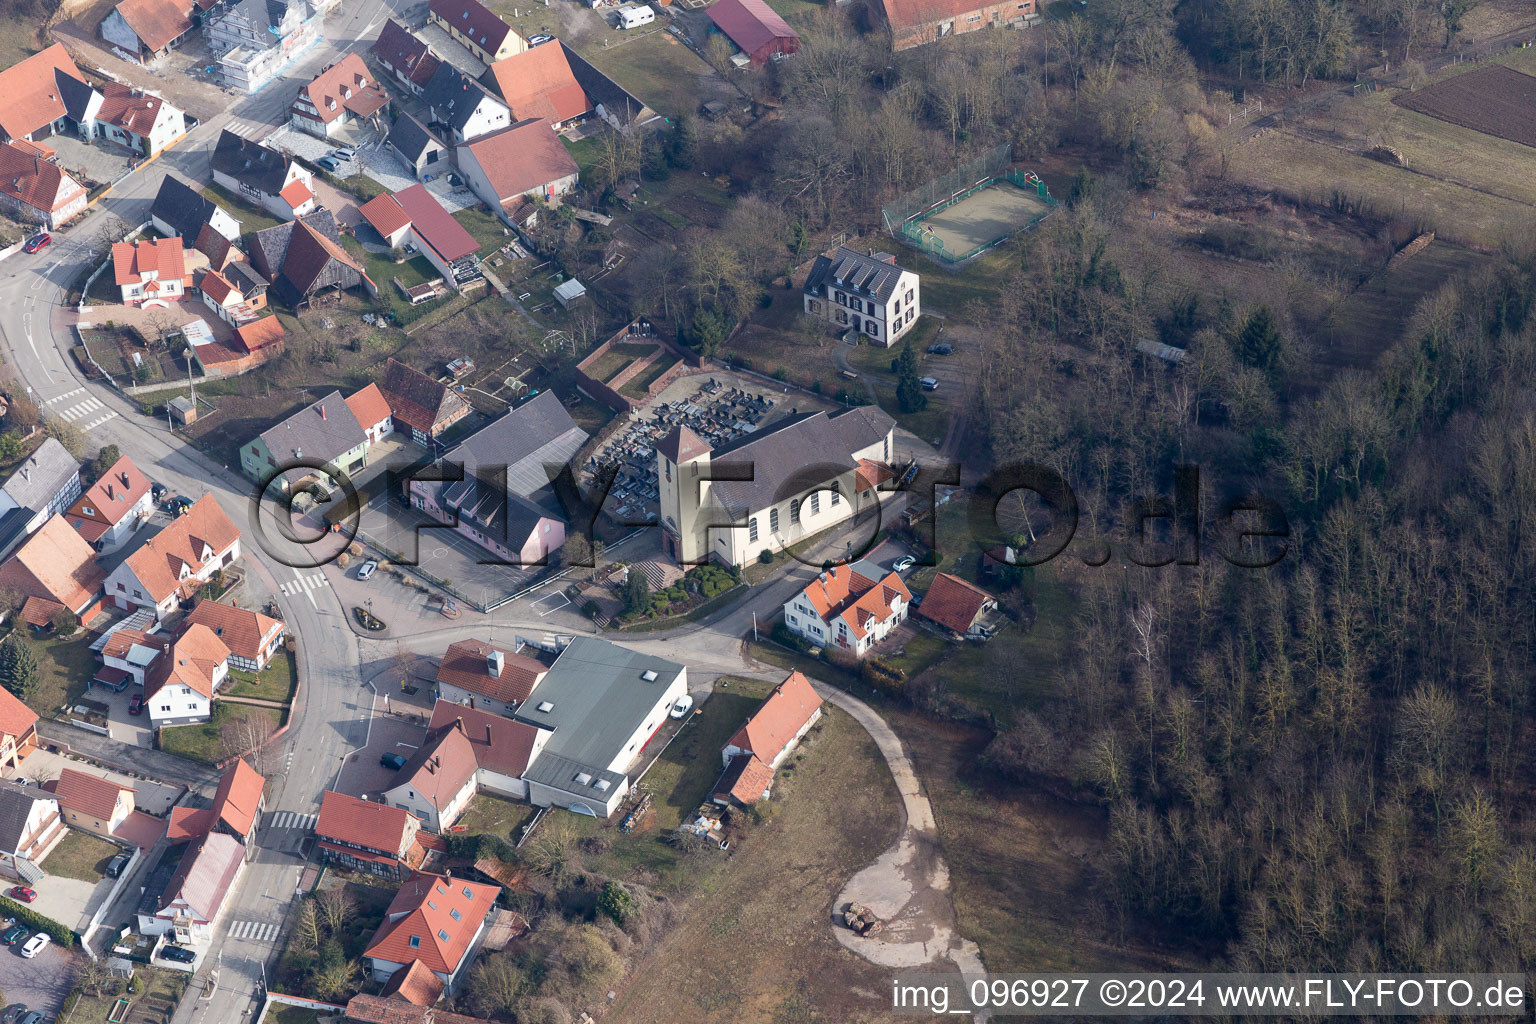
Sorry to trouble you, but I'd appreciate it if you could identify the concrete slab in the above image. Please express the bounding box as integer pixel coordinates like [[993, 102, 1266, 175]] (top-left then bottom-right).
[[332, 699, 429, 801], [0, 936, 79, 1015], [26, 873, 100, 936]]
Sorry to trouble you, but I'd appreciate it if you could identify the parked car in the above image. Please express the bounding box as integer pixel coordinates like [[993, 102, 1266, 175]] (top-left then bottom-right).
[[150, 483, 168, 500], [838, 369, 859, 380], [356, 560, 378, 581], [926, 343, 953, 355], [1, 925, 26, 945], [669, 694, 694, 718], [19, 932, 49, 958], [380, 752, 407, 770], [160, 944, 196, 964], [5, 887, 36, 903], [16, 1012, 45, 1024], [165, 495, 194, 516], [919, 376, 940, 391], [528, 33, 553, 44], [106, 853, 130, 878], [1, 1003, 29, 1024], [128, 694, 145, 715], [329, 147, 356, 161], [316, 156, 341, 173], [893, 556, 916, 572], [22, 233, 49, 254]]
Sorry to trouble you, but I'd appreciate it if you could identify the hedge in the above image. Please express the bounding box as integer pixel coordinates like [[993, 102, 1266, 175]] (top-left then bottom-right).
[[445, 832, 516, 862], [0, 894, 77, 947]]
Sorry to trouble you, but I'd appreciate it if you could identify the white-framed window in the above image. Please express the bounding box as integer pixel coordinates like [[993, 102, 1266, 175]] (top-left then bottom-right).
[[831, 483, 841, 506], [790, 498, 800, 525], [810, 491, 820, 515], [769, 508, 779, 532], [748, 518, 759, 542]]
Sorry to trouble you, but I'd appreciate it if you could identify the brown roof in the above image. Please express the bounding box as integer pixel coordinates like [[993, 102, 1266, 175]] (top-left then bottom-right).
[[459, 118, 579, 203], [184, 599, 283, 665], [0, 45, 90, 141], [484, 45, 589, 123], [435, 638, 546, 706], [210, 756, 265, 837], [166, 806, 214, 842], [101, 626, 156, 661], [0, 686, 37, 741], [877, 0, 1019, 33], [161, 830, 244, 921], [0, 142, 86, 216], [381, 358, 469, 435], [345, 383, 393, 430], [428, 699, 541, 778], [66, 455, 152, 542], [112, 0, 194, 51], [200, 269, 237, 304], [726, 671, 822, 765], [0, 514, 106, 612], [655, 425, 710, 464], [371, 19, 439, 88], [234, 315, 285, 353], [143, 622, 230, 702], [344, 995, 430, 1024], [714, 751, 774, 804], [20, 595, 65, 629], [97, 83, 169, 136], [296, 53, 390, 126], [112, 237, 186, 287], [280, 216, 369, 297], [364, 871, 501, 974], [916, 572, 994, 635], [120, 494, 240, 603], [428, 0, 518, 52], [53, 767, 133, 820], [392, 721, 479, 812], [379, 960, 445, 1006], [316, 790, 419, 859]]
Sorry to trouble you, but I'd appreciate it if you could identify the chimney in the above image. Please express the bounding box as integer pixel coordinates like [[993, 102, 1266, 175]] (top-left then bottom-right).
[[319, 404, 327, 420], [487, 649, 504, 678], [485, 723, 492, 744]]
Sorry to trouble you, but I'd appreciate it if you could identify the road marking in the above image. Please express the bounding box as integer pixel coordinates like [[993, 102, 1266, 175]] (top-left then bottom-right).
[[81, 412, 119, 432], [60, 398, 105, 421], [532, 591, 570, 617], [263, 811, 316, 830], [228, 920, 279, 942], [279, 572, 327, 597], [45, 388, 84, 406]]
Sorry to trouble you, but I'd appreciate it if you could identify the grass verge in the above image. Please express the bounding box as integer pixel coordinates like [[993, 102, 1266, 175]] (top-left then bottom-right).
[[42, 828, 118, 882], [221, 650, 298, 704], [159, 704, 285, 764]]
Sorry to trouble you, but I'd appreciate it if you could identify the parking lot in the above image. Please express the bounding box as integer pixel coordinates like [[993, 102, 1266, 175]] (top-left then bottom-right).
[[332, 689, 434, 801], [1, 934, 79, 1016]]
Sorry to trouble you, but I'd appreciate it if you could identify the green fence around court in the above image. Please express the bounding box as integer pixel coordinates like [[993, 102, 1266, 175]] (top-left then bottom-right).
[[894, 169, 1059, 264]]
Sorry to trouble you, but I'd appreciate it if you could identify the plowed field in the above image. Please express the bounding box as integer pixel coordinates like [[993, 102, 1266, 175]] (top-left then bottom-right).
[[1394, 64, 1536, 148]]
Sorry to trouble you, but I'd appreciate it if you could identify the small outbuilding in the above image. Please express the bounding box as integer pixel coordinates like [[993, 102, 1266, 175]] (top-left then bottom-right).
[[553, 278, 587, 308], [707, 0, 799, 66]]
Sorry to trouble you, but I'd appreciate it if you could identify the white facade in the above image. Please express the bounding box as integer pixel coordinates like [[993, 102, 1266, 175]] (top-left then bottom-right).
[[148, 677, 220, 727], [152, 205, 240, 245], [721, 706, 821, 771], [783, 583, 907, 657], [206, 1, 323, 92], [456, 141, 578, 221], [104, 537, 243, 620], [804, 269, 920, 347], [440, 94, 510, 144], [100, 101, 187, 157], [380, 771, 476, 832], [210, 162, 314, 222]]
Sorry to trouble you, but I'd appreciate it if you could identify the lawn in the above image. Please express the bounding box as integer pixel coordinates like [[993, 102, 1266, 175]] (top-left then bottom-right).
[[159, 704, 285, 765], [268, 1006, 326, 1024], [341, 236, 444, 324], [562, 135, 603, 179], [0, 14, 45, 74], [616, 353, 674, 397], [221, 650, 298, 704], [67, 967, 190, 1024], [582, 344, 655, 384], [455, 792, 536, 840], [204, 185, 286, 235], [601, 684, 904, 1024], [586, 31, 724, 118], [454, 204, 514, 253], [44, 828, 118, 882], [26, 631, 98, 720], [908, 238, 1024, 314]]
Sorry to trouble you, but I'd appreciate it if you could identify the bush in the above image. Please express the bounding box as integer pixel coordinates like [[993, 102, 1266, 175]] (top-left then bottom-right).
[[597, 881, 635, 926], [771, 621, 811, 653], [0, 895, 76, 947], [861, 656, 906, 695], [445, 832, 517, 861], [758, 549, 774, 565]]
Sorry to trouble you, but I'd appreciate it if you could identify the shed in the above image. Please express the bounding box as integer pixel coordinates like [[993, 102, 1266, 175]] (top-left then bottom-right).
[[553, 278, 587, 308], [707, 0, 800, 66], [169, 395, 197, 425]]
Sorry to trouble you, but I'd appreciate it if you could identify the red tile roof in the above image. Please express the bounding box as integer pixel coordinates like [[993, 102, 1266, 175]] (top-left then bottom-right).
[[714, 751, 774, 805], [0, 515, 105, 612], [428, 0, 518, 53], [797, 563, 910, 641], [392, 722, 478, 813], [144, 622, 229, 702], [120, 494, 240, 603], [916, 572, 995, 635], [112, 236, 186, 287], [111, 0, 195, 52], [200, 269, 237, 304], [97, 83, 169, 136], [0, 45, 90, 141], [166, 806, 214, 842], [435, 638, 546, 706], [0, 142, 86, 217], [346, 383, 393, 430], [364, 871, 501, 975], [343, 995, 431, 1024], [428, 699, 541, 778], [0, 686, 38, 742], [726, 671, 822, 765], [460, 118, 578, 204], [101, 626, 156, 661], [20, 595, 65, 629], [394, 184, 478, 263], [358, 193, 412, 239], [210, 756, 265, 837], [184, 600, 283, 666], [54, 767, 133, 821], [485, 45, 589, 124], [66, 455, 151, 542], [316, 790, 419, 859], [379, 960, 445, 1006], [279, 178, 314, 210], [706, 0, 798, 60], [297, 54, 390, 126], [234, 315, 285, 353], [878, 0, 1025, 34]]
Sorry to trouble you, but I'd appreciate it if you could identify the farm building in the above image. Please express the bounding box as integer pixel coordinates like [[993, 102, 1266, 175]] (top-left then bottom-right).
[[871, 0, 1037, 51], [707, 0, 799, 66], [101, 0, 197, 61], [457, 117, 580, 218]]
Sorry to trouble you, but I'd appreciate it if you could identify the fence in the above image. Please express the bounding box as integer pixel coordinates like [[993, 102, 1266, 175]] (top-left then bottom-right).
[[881, 143, 1014, 234], [895, 167, 1058, 263]]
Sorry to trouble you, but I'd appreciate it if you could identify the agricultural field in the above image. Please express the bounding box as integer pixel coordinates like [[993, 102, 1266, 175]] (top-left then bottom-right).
[[1393, 64, 1536, 148]]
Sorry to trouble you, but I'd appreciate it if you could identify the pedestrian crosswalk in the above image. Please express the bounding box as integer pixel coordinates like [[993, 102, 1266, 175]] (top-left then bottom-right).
[[43, 388, 118, 431], [263, 810, 317, 831], [280, 572, 327, 597], [227, 920, 280, 942]]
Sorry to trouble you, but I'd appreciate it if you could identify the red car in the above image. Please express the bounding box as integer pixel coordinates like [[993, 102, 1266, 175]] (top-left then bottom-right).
[[6, 886, 37, 903], [22, 233, 49, 254], [128, 694, 145, 715]]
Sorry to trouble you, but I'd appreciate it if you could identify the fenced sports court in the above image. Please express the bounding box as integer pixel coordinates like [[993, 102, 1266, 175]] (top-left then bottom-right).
[[881, 143, 1059, 264]]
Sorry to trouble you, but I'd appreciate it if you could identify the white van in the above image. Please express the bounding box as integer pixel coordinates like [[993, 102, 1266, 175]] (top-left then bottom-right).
[[617, 5, 654, 28]]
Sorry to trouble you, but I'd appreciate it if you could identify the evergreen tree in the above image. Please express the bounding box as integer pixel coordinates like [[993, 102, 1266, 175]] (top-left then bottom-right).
[[92, 444, 121, 481], [666, 114, 697, 170], [895, 337, 927, 413], [1236, 305, 1282, 372], [624, 571, 652, 616], [0, 634, 39, 702]]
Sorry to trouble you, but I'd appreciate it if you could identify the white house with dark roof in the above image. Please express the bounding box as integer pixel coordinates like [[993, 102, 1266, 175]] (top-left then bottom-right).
[[802, 246, 920, 347], [387, 111, 448, 180], [0, 438, 82, 543], [655, 407, 897, 567], [421, 63, 509, 144], [210, 129, 316, 221], [0, 778, 65, 882]]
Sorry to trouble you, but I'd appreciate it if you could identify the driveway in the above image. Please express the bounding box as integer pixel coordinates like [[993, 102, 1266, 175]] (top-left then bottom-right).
[[332, 692, 430, 801], [0, 937, 79, 1016], [12, 749, 182, 813]]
